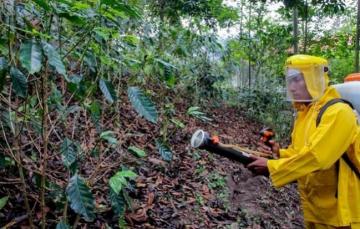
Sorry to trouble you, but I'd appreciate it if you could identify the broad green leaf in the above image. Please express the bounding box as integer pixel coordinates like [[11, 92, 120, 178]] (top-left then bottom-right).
[[109, 169, 137, 194], [109, 175, 126, 195], [56, 220, 70, 229], [0, 196, 9, 210], [156, 139, 173, 161], [42, 42, 67, 76], [100, 130, 117, 145], [118, 170, 137, 179], [10, 67, 28, 98], [99, 79, 116, 104], [109, 187, 125, 215], [155, 58, 177, 87], [66, 174, 95, 222], [20, 40, 42, 74], [0, 57, 8, 92], [128, 146, 146, 158], [127, 87, 158, 123], [60, 138, 78, 167]]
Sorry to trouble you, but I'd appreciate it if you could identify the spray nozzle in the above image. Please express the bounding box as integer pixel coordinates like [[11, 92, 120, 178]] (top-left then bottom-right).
[[259, 127, 275, 148]]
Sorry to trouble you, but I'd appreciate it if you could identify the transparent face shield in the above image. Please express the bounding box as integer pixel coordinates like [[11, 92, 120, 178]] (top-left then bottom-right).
[[285, 66, 326, 102]]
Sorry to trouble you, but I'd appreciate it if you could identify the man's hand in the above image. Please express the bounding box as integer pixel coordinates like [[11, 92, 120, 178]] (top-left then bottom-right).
[[246, 155, 269, 176], [259, 140, 280, 159], [269, 140, 280, 159]]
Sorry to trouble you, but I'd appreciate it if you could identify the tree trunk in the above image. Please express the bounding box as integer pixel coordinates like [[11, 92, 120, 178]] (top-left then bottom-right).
[[248, 3, 251, 89], [293, 7, 298, 54], [303, 0, 308, 53], [239, 0, 244, 37]]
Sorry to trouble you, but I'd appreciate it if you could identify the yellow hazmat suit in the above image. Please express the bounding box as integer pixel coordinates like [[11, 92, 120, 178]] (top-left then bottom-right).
[[267, 55, 360, 228]]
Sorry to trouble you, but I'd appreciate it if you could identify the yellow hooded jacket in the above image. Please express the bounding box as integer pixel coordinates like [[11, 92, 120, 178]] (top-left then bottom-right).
[[267, 85, 360, 226]]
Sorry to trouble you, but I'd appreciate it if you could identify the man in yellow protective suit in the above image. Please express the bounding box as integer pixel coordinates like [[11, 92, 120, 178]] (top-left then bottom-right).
[[247, 55, 360, 229]]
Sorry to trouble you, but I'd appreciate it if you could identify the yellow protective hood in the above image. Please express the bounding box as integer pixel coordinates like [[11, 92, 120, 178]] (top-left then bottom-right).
[[286, 55, 329, 101]]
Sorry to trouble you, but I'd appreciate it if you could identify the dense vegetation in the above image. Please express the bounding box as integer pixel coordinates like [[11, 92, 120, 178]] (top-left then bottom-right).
[[0, 0, 358, 228]]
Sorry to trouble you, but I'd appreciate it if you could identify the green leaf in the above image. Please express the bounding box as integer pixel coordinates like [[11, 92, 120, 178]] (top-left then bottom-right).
[[58, 12, 86, 25], [128, 146, 146, 158], [100, 130, 117, 145], [0, 57, 8, 71], [118, 213, 127, 229], [127, 87, 158, 123], [94, 27, 111, 41], [42, 42, 67, 76], [109, 187, 125, 215], [110, 176, 126, 195], [0, 156, 15, 168], [156, 139, 173, 161], [118, 170, 137, 178], [33, 0, 51, 11], [99, 79, 117, 104], [60, 138, 78, 167], [89, 101, 101, 122], [109, 169, 137, 194], [171, 118, 185, 128], [10, 67, 28, 98], [122, 35, 139, 47], [66, 174, 95, 222], [101, 0, 141, 18], [20, 40, 43, 74], [187, 106, 212, 122], [0, 57, 8, 92], [67, 74, 82, 84], [56, 220, 70, 229], [0, 196, 9, 210]]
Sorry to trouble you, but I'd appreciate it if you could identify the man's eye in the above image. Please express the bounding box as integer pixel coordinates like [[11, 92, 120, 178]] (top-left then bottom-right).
[[292, 76, 302, 82]]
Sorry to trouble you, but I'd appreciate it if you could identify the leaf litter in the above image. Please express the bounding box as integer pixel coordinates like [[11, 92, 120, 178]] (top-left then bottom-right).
[[0, 93, 303, 228]]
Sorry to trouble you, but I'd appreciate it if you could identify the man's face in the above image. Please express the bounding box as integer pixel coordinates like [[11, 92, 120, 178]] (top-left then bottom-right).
[[287, 73, 313, 101]]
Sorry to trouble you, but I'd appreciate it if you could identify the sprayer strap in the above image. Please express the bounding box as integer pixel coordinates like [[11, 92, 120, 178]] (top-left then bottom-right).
[[316, 98, 360, 180], [316, 98, 353, 127]]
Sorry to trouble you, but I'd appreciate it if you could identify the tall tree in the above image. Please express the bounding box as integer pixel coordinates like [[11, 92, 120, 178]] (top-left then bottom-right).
[[293, 7, 299, 53], [303, 0, 308, 53]]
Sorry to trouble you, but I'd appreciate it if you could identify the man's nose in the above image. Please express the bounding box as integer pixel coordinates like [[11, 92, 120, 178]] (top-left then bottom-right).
[[289, 81, 297, 92]]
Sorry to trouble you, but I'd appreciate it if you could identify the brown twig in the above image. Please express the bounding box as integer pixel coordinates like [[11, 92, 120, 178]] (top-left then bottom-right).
[[2, 214, 28, 229], [40, 62, 49, 229]]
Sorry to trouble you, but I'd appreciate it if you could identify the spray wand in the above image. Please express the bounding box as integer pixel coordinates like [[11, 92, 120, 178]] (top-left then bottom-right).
[[190, 129, 271, 165]]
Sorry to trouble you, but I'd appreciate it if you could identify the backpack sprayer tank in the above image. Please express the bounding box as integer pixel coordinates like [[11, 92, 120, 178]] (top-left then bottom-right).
[[190, 129, 272, 165], [333, 73, 360, 123]]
